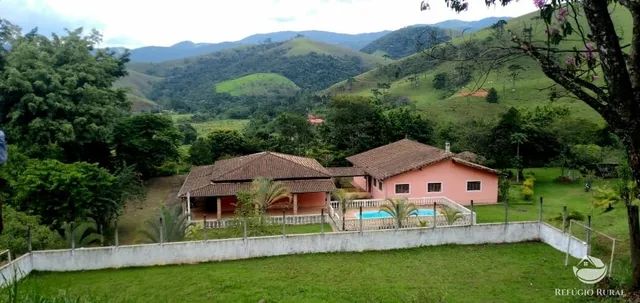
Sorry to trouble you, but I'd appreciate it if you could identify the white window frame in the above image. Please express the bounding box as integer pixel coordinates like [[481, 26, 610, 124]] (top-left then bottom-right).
[[426, 181, 443, 193], [466, 180, 482, 192], [394, 183, 411, 195]]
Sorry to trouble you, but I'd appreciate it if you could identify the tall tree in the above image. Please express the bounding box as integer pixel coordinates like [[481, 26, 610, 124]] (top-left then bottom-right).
[[424, 0, 640, 289], [189, 130, 254, 165], [114, 114, 182, 178], [321, 96, 386, 157], [0, 24, 129, 165]]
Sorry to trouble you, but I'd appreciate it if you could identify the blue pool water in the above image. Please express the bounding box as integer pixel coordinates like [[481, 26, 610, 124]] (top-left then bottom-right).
[[355, 209, 437, 219]]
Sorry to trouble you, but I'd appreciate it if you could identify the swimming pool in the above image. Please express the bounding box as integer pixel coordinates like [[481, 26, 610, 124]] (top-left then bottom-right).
[[355, 209, 437, 219]]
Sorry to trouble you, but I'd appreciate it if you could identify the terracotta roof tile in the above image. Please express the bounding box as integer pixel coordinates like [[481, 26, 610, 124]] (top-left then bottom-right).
[[179, 152, 334, 197], [347, 139, 497, 179], [188, 179, 335, 197], [326, 167, 367, 177]]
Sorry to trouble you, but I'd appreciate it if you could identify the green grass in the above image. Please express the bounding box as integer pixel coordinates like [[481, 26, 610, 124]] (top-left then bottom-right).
[[215, 72, 300, 96], [17, 242, 583, 303], [168, 114, 249, 136], [277, 38, 392, 68]]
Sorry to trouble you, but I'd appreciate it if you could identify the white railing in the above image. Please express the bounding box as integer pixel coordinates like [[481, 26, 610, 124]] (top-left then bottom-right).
[[200, 214, 328, 229], [330, 196, 466, 211], [330, 196, 474, 231], [342, 213, 473, 231]]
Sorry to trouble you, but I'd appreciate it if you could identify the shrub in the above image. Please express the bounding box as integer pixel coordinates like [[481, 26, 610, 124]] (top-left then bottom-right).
[[521, 176, 536, 201], [0, 206, 64, 255], [486, 87, 499, 103], [521, 186, 534, 201]]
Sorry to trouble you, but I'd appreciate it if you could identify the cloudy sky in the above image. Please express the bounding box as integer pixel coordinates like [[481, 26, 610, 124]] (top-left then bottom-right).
[[1, 0, 537, 48]]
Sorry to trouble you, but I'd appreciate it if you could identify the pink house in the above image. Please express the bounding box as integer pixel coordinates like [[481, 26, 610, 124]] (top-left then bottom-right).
[[348, 139, 499, 205]]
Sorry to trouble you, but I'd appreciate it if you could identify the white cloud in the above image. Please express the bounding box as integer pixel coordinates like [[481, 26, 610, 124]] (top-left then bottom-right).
[[0, 0, 537, 48]]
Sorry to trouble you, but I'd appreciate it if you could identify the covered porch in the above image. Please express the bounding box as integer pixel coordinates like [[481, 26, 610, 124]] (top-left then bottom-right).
[[184, 191, 332, 222]]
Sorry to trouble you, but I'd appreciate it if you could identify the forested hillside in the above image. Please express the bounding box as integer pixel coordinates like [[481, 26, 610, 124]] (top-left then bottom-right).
[[361, 25, 451, 59], [149, 38, 390, 110], [328, 8, 631, 125]]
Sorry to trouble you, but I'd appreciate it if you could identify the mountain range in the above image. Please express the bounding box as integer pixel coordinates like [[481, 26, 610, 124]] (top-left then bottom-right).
[[122, 17, 509, 63]]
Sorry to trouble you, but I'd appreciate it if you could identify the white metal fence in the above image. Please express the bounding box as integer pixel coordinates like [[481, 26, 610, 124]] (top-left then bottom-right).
[[329, 196, 474, 231], [201, 214, 327, 229]]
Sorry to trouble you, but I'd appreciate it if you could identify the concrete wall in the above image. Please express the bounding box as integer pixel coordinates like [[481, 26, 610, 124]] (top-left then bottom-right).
[[539, 222, 588, 258], [1, 222, 587, 286], [0, 252, 33, 287]]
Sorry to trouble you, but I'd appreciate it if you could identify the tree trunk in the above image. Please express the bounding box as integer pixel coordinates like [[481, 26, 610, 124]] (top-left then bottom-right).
[[626, 135, 640, 291], [628, 204, 640, 290]]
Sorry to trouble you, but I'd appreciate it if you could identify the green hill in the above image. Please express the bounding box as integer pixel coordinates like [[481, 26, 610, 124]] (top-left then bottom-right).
[[215, 73, 300, 96], [114, 69, 162, 112], [328, 7, 632, 125], [360, 25, 451, 59], [149, 38, 393, 106]]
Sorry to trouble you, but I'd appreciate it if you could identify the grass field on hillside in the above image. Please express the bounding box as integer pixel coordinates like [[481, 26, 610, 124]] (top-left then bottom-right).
[[15, 243, 584, 303], [169, 114, 249, 136], [215, 72, 300, 96]]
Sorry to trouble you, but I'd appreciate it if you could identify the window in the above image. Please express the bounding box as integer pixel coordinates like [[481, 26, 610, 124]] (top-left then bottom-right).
[[378, 181, 383, 191], [373, 178, 377, 187], [427, 182, 442, 193], [395, 183, 410, 194], [467, 181, 481, 191]]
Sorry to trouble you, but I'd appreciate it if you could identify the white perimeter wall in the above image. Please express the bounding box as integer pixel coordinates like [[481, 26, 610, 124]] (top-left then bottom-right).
[[0, 222, 587, 286]]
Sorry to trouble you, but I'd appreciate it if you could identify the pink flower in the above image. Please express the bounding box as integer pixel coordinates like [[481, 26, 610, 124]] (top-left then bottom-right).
[[556, 8, 568, 22], [564, 56, 576, 67], [534, 0, 546, 8], [584, 42, 597, 60]]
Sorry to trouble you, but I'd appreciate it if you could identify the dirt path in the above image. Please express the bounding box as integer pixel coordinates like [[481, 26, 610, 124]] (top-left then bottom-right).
[[118, 175, 186, 244]]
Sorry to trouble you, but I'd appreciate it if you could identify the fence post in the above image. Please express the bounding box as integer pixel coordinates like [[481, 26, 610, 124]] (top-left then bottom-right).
[[99, 223, 104, 247], [282, 210, 286, 236], [114, 220, 119, 247], [504, 199, 508, 224], [432, 202, 437, 228], [159, 216, 164, 244], [321, 208, 325, 234], [203, 215, 208, 241], [71, 221, 75, 250], [27, 226, 32, 252], [586, 215, 592, 255], [562, 206, 567, 233], [243, 218, 247, 240], [538, 197, 544, 223], [359, 206, 363, 233], [470, 200, 474, 226]]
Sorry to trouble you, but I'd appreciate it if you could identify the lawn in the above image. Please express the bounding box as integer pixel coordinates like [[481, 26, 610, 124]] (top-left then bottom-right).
[[475, 167, 631, 285], [168, 113, 249, 136], [16, 242, 584, 303]]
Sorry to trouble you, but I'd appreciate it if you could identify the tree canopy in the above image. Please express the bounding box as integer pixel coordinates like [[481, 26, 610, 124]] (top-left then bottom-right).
[[0, 26, 129, 165]]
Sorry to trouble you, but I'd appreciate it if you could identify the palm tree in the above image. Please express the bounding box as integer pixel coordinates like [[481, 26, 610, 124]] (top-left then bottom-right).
[[441, 207, 463, 225], [333, 189, 352, 231], [62, 219, 102, 248], [140, 204, 190, 243], [379, 198, 418, 228], [250, 177, 290, 215]]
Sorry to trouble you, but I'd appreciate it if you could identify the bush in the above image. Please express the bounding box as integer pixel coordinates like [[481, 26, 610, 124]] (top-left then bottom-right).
[[0, 206, 64, 255], [521, 186, 534, 201], [521, 176, 536, 201], [498, 176, 511, 203], [486, 87, 499, 103]]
